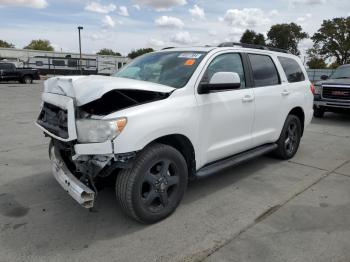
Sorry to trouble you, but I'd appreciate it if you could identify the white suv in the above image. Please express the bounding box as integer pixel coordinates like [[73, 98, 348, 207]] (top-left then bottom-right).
[[37, 43, 314, 223]]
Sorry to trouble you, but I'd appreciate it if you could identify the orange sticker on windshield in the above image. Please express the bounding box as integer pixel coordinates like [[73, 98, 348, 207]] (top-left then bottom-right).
[[184, 59, 196, 66]]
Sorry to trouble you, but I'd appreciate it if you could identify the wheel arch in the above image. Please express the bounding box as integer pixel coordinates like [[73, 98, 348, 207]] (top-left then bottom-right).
[[149, 134, 197, 180], [288, 107, 305, 136]]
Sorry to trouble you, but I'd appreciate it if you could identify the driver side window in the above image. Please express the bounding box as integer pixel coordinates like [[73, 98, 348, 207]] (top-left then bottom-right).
[[202, 53, 246, 88]]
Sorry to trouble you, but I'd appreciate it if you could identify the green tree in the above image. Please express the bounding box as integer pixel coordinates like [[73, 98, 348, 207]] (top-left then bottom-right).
[[267, 23, 308, 55], [128, 48, 154, 59], [24, 39, 54, 51], [311, 17, 350, 65], [240, 30, 266, 46], [97, 48, 122, 56], [307, 57, 327, 69], [0, 40, 15, 48]]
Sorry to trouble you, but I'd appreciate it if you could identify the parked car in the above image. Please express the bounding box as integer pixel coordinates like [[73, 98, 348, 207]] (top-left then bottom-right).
[[36, 43, 314, 223], [0, 62, 40, 84], [314, 64, 350, 117]]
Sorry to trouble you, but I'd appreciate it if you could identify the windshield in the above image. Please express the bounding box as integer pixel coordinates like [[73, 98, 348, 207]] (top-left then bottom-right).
[[113, 51, 207, 88], [330, 66, 350, 79]]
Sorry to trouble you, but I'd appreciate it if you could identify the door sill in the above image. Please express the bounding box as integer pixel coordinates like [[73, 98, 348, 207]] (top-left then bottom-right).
[[196, 143, 278, 178]]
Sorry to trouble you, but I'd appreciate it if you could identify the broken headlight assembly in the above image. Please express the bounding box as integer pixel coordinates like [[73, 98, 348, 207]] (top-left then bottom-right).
[[76, 117, 127, 143]]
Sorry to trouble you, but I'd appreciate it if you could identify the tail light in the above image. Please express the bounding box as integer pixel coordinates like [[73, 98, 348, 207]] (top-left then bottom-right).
[[310, 83, 315, 95]]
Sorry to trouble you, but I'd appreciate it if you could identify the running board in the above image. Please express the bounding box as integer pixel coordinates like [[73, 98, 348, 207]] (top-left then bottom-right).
[[196, 143, 278, 178]]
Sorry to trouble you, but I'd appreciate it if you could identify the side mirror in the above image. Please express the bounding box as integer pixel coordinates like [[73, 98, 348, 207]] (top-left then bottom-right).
[[198, 72, 241, 94], [320, 75, 329, 80]]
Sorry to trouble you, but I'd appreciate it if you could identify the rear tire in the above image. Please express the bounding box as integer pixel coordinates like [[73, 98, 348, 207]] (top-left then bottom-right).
[[314, 107, 325, 118], [274, 115, 302, 160], [116, 143, 188, 224], [22, 75, 33, 84]]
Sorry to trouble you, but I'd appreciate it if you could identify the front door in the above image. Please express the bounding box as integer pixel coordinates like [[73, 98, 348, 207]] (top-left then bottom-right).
[[195, 52, 255, 166]]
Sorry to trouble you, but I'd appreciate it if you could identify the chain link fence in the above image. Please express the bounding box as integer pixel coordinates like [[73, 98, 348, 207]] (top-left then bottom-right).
[[307, 69, 336, 82]]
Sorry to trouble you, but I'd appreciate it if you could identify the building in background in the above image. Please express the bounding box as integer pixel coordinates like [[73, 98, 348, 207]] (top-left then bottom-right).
[[0, 48, 129, 75]]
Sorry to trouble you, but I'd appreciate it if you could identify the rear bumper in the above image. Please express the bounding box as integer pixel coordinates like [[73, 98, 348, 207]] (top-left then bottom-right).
[[49, 144, 95, 208]]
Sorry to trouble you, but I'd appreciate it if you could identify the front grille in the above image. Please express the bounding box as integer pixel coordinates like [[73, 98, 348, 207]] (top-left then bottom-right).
[[322, 85, 350, 100], [37, 102, 69, 138]]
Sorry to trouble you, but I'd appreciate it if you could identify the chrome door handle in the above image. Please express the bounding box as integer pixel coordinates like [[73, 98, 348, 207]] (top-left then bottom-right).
[[242, 95, 254, 103], [281, 90, 290, 96]]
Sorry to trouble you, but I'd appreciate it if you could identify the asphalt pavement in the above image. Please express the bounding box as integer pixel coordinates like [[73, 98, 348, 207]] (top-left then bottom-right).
[[0, 81, 349, 262]]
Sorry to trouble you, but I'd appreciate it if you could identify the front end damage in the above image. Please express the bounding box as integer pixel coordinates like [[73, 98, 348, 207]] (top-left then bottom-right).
[[36, 76, 173, 209], [49, 139, 135, 208]]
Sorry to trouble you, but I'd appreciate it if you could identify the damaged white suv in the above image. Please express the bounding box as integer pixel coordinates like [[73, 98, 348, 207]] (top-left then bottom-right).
[[37, 43, 313, 223]]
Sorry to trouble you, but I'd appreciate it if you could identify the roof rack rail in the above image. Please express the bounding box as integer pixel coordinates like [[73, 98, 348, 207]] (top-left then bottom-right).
[[218, 42, 289, 54], [162, 47, 175, 50]]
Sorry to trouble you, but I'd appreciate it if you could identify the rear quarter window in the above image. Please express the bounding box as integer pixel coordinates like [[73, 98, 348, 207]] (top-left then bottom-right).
[[278, 56, 305, 83]]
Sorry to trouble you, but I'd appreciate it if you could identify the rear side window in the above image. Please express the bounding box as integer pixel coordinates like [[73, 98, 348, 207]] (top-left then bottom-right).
[[0, 63, 13, 70], [278, 56, 305, 83], [249, 54, 280, 87]]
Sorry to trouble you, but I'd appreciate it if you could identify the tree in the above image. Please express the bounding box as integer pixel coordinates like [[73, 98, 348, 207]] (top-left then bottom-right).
[[240, 30, 266, 46], [311, 17, 350, 65], [267, 23, 308, 55], [0, 40, 15, 48], [128, 48, 154, 59], [97, 48, 121, 56], [307, 57, 327, 69], [24, 39, 54, 51]]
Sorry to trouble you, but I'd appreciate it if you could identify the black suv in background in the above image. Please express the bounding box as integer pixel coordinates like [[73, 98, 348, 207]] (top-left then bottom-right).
[[0, 62, 40, 84], [313, 64, 350, 117]]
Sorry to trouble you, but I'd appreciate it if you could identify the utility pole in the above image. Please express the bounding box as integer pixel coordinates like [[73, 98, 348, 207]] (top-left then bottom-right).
[[78, 26, 83, 75]]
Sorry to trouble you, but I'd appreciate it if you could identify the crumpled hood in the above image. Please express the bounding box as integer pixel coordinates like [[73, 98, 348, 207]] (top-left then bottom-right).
[[44, 75, 175, 106]]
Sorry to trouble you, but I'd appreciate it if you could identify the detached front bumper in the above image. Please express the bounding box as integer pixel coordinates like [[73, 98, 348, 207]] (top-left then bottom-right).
[[49, 144, 95, 208]]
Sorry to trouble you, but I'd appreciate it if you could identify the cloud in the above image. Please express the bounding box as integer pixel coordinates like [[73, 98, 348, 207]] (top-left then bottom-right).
[[132, 4, 141, 10], [170, 31, 195, 45], [223, 8, 270, 28], [155, 16, 184, 29], [85, 2, 116, 14], [148, 38, 166, 47], [189, 4, 205, 19], [102, 15, 116, 28], [134, 0, 187, 11], [0, 0, 47, 8], [289, 0, 326, 6], [118, 6, 129, 16]]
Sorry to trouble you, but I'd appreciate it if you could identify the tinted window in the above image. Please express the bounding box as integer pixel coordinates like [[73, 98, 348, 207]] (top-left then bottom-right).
[[203, 53, 246, 88], [52, 60, 65, 66], [68, 59, 77, 68], [249, 54, 280, 87], [0, 63, 14, 70], [278, 56, 305, 83], [35, 61, 44, 66]]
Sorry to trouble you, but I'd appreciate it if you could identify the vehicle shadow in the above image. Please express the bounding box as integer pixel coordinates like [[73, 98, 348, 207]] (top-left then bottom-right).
[[0, 155, 275, 255]]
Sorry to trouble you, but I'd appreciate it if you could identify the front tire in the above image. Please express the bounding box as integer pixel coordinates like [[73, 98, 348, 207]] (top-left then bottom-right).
[[314, 107, 325, 118], [116, 143, 188, 224], [274, 115, 302, 160]]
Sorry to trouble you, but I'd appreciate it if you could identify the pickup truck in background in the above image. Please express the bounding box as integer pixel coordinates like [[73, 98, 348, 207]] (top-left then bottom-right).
[[0, 62, 40, 84], [314, 64, 350, 117]]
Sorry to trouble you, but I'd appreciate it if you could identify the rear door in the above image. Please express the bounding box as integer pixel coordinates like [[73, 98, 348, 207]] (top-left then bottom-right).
[[195, 52, 255, 166], [248, 53, 286, 147]]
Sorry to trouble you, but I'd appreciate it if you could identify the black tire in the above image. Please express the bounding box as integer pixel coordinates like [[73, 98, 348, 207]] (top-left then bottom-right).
[[313, 107, 325, 118], [22, 75, 33, 84], [116, 143, 188, 224], [274, 115, 302, 160]]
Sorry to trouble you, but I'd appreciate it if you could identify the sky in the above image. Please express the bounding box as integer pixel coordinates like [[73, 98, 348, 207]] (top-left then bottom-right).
[[0, 0, 349, 56]]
